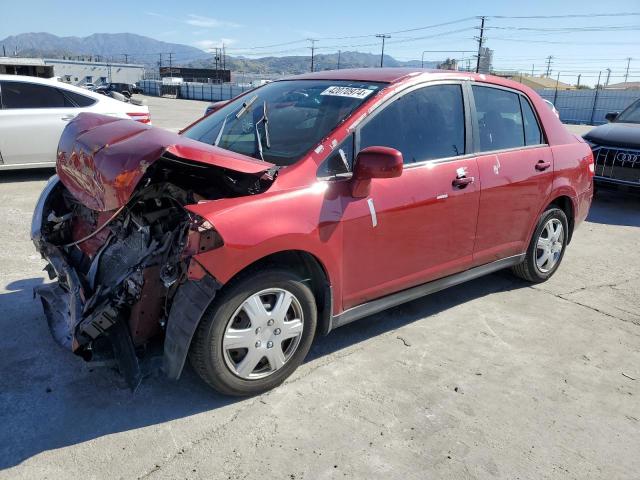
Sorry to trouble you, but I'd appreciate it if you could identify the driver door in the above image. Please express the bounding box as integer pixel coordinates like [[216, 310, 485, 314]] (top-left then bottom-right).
[[339, 83, 480, 309]]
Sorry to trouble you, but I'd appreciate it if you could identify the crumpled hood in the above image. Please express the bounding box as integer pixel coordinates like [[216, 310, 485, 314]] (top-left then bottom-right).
[[57, 112, 274, 211], [584, 122, 640, 149]]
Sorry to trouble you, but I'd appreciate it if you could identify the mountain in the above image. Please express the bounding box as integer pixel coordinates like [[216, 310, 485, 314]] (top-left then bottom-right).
[[0, 32, 210, 65], [192, 51, 437, 74], [0, 32, 435, 74]]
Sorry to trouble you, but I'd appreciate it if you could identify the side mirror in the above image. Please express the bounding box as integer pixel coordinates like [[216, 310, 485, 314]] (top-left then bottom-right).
[[605, 112, 619, 122], [351, 146, 403, 198]]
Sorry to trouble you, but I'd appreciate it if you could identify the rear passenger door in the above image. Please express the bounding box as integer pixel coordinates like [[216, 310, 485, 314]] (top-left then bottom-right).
[[0, 80, 80, 166], [470, 84, 554, 266], [340, 83, 481, 309]]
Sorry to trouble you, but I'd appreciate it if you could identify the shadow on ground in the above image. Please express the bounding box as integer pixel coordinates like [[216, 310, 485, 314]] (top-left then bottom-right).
[[588, 189, 640, 227], [0, 271, 524, 469], [0, 169, 55, 184]]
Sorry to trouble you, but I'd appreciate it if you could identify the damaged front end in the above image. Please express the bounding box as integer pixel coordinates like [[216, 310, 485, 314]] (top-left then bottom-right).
[[32, 113, 275, 389]]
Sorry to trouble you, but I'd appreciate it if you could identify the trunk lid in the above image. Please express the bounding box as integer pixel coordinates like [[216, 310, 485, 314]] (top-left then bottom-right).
[[57, 112, 275, 211]]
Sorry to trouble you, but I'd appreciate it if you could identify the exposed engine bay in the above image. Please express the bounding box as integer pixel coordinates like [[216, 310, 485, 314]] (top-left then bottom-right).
[[33, 153, 274, 389]]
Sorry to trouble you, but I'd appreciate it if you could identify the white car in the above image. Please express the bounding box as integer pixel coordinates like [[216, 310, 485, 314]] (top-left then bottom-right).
[[0, 75, 150, 170]]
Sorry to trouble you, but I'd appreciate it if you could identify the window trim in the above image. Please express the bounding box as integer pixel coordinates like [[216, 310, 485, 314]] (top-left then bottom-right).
[[467, 82, 548, 155], [354, 80, 472, 168]]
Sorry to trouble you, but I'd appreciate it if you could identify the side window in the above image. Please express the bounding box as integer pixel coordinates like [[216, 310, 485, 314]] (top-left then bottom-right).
[[317, 135, 354, 177], [472, 85, 524, 151], [1, 81, 69, 109], [520, 96, 543, 146], [359, 84, 465, 164], [61, 89, 96, 107]]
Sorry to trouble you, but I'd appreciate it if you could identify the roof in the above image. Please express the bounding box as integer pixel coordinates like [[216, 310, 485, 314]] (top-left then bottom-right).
[[0, 56, 46, 66], [514, 74, 574, 90], [605, 81, 640, 90], [284, 67, 506, 85]]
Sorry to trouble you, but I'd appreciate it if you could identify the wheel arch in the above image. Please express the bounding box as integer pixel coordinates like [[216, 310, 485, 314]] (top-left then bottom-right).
[[222, 250, 334, 337], [548, 195, 576, 243]]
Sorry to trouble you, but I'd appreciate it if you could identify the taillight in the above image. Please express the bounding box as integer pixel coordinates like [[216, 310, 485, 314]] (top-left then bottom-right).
[[127, 112, 151, 124]]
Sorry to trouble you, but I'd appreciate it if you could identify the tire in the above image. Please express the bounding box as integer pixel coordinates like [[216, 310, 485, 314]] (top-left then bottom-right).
[[189, 269, 317, 396], [512, 207, 569, 283]]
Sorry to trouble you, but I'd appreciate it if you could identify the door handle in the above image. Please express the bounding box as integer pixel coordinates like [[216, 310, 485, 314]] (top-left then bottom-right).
[[535, 160, 551, 171], [61, 115, 75, 121], [452, 176, 474, 188]]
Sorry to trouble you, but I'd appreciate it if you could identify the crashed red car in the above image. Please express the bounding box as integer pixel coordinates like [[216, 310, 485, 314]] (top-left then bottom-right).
[[32, 69, 594, 395]]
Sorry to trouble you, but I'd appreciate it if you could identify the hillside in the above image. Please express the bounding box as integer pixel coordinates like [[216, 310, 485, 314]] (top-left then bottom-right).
[[0, 32, 437, 74], [0, 32, 210, 65]]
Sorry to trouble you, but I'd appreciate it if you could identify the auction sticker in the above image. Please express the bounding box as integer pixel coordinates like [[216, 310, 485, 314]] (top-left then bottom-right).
[[320, 86, 374, 99]]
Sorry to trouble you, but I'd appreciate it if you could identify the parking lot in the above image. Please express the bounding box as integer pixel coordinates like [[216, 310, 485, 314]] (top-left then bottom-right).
[[1, 96, 639, 479]]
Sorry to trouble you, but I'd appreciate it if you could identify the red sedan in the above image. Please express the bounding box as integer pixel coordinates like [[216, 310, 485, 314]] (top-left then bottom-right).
[[32, 68, 594, 395]]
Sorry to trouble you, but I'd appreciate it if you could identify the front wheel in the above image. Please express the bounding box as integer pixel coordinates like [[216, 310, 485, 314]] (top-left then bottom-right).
[[189, 269, 317, 396], [512, 207, 569, 283]]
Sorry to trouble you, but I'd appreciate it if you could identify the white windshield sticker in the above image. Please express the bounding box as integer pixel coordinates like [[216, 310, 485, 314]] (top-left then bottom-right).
[[320, 86, 374, 99]]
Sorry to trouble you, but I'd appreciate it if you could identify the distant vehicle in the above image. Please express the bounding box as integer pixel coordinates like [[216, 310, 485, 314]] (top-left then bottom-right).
[[583, 98, 640, 191], [95, 82, 142, 98], [0, 74, 150, 170], [543, 99, 560, 118], [31, 69, 593, 395]]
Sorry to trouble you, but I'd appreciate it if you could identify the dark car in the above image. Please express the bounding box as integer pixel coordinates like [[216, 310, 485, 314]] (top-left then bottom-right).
[[95, 82, 141, 98], [583, 98, 640, 191], [32, 69, 593, 396]]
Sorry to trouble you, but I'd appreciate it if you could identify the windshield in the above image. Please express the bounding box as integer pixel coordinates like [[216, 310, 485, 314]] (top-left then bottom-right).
[[616, 99, 640, 123], [182, 80, 385, 166]]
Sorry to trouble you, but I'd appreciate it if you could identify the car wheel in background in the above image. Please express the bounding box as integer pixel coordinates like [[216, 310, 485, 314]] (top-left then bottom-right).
[[512, 207, 569, 283], [189, 269, 317, 396]]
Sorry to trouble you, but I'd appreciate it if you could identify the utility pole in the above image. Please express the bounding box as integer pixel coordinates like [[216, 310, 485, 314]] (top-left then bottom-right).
[[577, 74, 581, 88], [531, 64, 535, 76], [308, 39, 317, 72], [337, 50, 341, 70], [605, 68, 611, 87], [553, 71, 560, 105], [2, 45, 5, 57], [168, 52, 174, 80], [123, 54, 129, 64], [545, 56, 553, 77], [375, 34, 391, 68], [158, 53, 163, 78], [475, 16, 486, 73], [624, 57, 632, 83]]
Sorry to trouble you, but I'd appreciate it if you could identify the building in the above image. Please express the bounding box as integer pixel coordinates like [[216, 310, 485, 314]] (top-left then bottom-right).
[[159, 66, 231, 83], [494, 72, 575, 90], [0, 56, 145, 86], [478, 47, 493, 74], [0, 57, 53, 77], [605, 81, 640, 90]]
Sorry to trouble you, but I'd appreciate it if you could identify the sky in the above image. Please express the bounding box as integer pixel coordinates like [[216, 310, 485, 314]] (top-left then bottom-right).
[[1, 0, 639, 85]]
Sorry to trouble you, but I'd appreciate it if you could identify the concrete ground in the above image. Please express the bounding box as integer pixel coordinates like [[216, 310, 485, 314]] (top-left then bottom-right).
[[1, 97, 638, 479]]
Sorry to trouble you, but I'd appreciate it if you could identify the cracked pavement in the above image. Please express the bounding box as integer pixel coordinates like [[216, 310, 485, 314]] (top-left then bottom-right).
[[1, 163, 639, 478]]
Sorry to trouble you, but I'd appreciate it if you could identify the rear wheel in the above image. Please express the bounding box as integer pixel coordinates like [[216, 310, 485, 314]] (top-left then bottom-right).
[[512, 207, 569, 283], [189, 269, 317, 396]]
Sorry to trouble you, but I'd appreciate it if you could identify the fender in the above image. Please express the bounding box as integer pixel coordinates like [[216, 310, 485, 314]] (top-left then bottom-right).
[[186, 180, 347, 315]]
